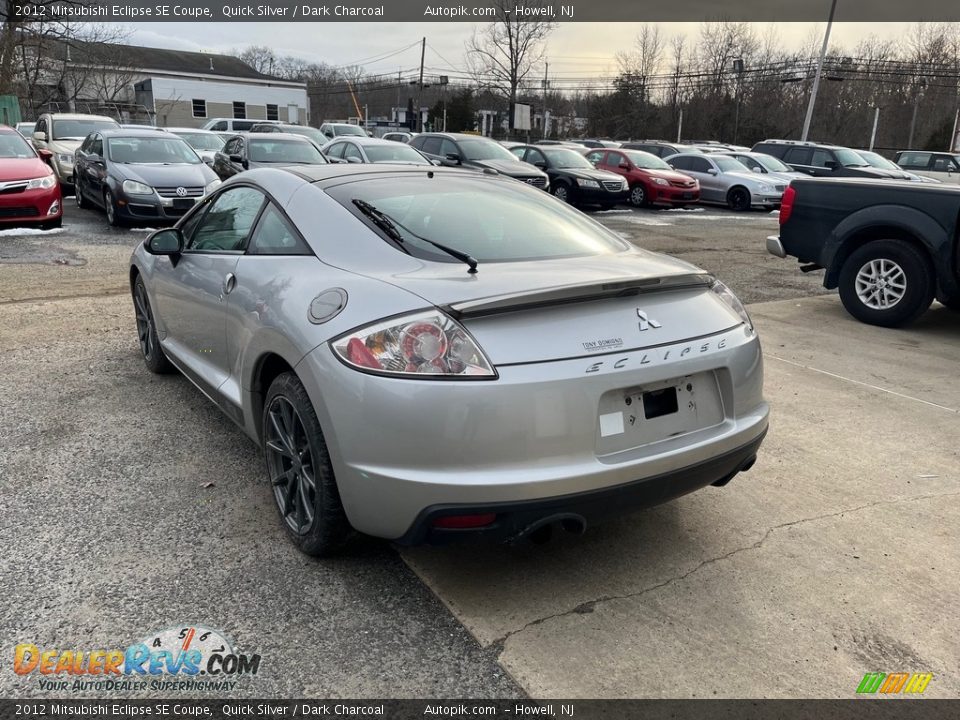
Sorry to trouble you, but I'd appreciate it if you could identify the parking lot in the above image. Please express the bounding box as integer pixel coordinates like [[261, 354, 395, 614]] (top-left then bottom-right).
[[1, 201, 956, 698]]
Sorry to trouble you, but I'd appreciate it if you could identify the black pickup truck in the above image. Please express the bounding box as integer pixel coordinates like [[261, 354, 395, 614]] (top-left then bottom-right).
[[767, 177, 960, 327]]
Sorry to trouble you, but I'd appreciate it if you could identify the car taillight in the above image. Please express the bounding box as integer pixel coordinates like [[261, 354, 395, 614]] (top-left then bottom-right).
[[779, 185, 796, 225], [332, 310, 496, 378], [431, 513, 497, 529]]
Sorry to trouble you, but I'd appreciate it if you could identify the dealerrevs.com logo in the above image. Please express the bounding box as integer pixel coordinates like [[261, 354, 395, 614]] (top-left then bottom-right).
[[13, 625, 261, 692]]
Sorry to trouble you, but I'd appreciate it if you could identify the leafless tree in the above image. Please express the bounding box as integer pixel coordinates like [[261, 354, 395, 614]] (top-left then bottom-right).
[[464, 0, 556, 126]]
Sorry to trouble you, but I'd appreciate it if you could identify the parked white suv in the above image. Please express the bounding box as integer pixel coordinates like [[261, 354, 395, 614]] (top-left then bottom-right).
[[32, 113, 120, 188]]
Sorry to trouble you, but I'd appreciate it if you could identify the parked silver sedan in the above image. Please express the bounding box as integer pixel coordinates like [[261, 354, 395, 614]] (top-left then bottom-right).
[[322, 136, 434, 166], [129, 165, 768, 554], [667, 153, 786, 210]]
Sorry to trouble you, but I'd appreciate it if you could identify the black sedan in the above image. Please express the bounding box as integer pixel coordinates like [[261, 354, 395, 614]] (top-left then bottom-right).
[[509, 145, 629, 208], [74, 129, 221, 226], [212, 133, 328, 180]]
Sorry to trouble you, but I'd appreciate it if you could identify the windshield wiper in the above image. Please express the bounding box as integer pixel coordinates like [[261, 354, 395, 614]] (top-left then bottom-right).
[[352, 199, 478, 274]]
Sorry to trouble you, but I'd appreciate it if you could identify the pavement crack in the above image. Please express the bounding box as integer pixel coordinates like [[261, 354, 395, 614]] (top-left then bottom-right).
[[489, 489, 959, 656]]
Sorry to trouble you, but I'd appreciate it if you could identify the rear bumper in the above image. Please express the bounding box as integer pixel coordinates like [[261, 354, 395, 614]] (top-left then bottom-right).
[[396, 430, 766, 545], [766, 235, 787, 258]]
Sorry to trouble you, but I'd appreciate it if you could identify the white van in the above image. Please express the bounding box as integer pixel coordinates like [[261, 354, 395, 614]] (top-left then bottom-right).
[[201, 118, 283, 133]]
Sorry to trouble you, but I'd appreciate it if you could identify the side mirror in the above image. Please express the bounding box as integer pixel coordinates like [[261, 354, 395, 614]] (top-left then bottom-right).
[[707, 168, 718, 175], [533, 161, 546, 169], [145, 228, 183, 256], [445, 152, 462, 165], [37, 148, 53, 164], [346, 156, 363, 164], [751, 166, 762, 173], [825, 160, 839, 170], [33, 131, 48, 143], [618, 162, 630, 170]]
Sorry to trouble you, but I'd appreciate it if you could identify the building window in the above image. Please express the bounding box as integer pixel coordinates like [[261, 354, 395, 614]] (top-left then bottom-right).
[[233, 101, 246, 119], [266, 104, 279, 121], [192, 99, 206, 118]]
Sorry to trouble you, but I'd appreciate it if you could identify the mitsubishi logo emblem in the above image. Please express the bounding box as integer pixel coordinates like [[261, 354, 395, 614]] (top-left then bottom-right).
[[637, 309, 662, 331], [175, 187, 188, 197]]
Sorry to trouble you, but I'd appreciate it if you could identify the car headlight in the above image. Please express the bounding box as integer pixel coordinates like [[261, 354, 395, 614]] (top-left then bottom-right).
[[652, 177, 669, 186], [56, 153, 73, 166], [710, 278, 753, 332], [331, 310, 496, 378], [757, 184, 774, 194], [27, 175, 56, 190], [122, 180, 154, 195], [576, 178, 600, 188], [204, 179, 222, 194]]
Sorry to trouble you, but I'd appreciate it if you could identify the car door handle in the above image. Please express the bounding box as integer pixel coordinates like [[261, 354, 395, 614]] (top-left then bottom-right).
[[223, 273, 236, 295]]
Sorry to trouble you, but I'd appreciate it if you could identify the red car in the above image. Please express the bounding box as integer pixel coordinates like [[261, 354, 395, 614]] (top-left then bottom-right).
[[584, 147, 700, 208], [0, 124, 62, 229]]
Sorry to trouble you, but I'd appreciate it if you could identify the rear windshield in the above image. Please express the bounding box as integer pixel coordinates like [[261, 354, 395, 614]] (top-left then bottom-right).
[[173, 132, 225, 151], [714, 156, 748, 173], [623, 150, 671, 170], [458, 139, 518, 162], [364, 144, 430, 164], [249, 139, 327, 164], [332, 125, 367, 137], [325, 175, 628, 263]]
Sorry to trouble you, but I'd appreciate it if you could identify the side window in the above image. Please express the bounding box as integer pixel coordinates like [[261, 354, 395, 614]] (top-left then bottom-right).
[[737, 156, 760, 171], [585, 150, 605, 165], [79, 136, 92, 152], [248, 204, 310, 255], [440, 138, 460, 157], [326, 142, 346, 159], [343, 143, 363, 161], [810, 149, 834, 168], [783, 147, 812, 165], [421, 137, 442, 155], [689, 157, 712, 173], [233, 120, 254, 131], [210, 120, 228, 132], [526, 148, 546, 166], [36, 118, 46, 136], [222, 138, 237, 155], [187, 186, 265, 252], [669, 156, 691, 171], [91, 136, 103, 157], [607, 152, 626, 167], [897, 152, 930, 169], [951, 159, 960, 172], [408, 135, 424, 149], [509, 147, 526, 160], [646, 146, 665, 157]]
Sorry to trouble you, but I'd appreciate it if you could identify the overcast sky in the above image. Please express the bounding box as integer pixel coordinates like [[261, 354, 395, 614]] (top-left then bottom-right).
[[119, 22, 910, 80]]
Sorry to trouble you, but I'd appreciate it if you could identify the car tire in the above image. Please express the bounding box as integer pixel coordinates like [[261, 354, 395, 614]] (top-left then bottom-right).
[[838, 240, 935, 327], [104, 189, 124, 227], [75, 179, 87, 209], [629, 184, 649, 207], [936, 286, 960, 312], [132, 275, 175, 374], [551, 183, 572, 203], [263, 372, 351, 557], [726, 187, 751, 211], [40, 217, 62, 230]]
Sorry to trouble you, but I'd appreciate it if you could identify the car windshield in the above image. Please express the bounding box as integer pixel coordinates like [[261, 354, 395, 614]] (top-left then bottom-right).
[[857, 151, 899, 171], [835, 148, 869, 167], [249, 139, 327, 164], [173, 132, 225, 151], [52, 119, 118, 140], [328, 175, 628, 263], [714, 156, 749, 173], [107, 136, 200, 164], [364, 144, 430, 164], [623, 150, 671, 170], [333, 125, 367, 137], [0, 132, 36, 158], [753, 154, 793, 172], [458, 139, 518, 162], [542, 148, 593, 169]]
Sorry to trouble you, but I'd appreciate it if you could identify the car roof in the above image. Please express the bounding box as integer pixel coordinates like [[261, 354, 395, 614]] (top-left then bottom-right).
[[43, 113, 118, 122], [274, 163, 487, 185], [165, 127, 220, 133], [325, 136, 407, 146], [97, 129, 172, 137], [243, 132, 314, 141], [418, 132, 492, 141]]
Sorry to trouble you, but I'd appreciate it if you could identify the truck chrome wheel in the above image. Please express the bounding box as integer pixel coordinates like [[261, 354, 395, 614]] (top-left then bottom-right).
[[855, 258, 906, 309]]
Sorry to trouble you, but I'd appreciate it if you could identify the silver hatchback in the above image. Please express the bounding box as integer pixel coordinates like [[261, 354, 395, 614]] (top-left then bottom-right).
[[130, 165, 768, 554]]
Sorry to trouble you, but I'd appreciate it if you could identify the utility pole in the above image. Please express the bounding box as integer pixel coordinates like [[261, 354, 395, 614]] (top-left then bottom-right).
[[801, 0, 837, 142], [732, 58, 744, 144], [396, 68, 401, 125], [868, 107, 880, 151], [676, 109, 683, 143], [415, 37, 426, 132], [542, 61, 549, 139], [908, 79, 927, 149]]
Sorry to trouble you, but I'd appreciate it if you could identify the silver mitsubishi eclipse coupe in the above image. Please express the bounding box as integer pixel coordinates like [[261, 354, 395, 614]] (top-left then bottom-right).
[[130, 165, 768, 555]]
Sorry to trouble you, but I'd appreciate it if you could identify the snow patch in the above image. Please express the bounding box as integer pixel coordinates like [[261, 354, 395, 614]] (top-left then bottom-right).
[[0, 227, 64, 237]]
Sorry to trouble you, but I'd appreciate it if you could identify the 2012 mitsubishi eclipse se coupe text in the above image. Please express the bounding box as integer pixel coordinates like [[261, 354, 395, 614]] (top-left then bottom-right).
[[129, 165, 768, 555]]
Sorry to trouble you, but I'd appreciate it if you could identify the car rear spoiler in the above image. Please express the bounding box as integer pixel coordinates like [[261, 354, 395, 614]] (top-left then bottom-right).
[[444, 273, 713, 319]]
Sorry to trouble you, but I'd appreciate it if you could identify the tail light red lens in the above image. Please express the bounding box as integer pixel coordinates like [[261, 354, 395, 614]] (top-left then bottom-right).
[[779, 185, 796, 226], [431, 513, 497, 529]]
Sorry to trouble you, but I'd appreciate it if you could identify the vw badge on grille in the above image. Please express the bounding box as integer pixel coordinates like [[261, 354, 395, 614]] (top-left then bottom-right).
[[175, 187, 188, 197]]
